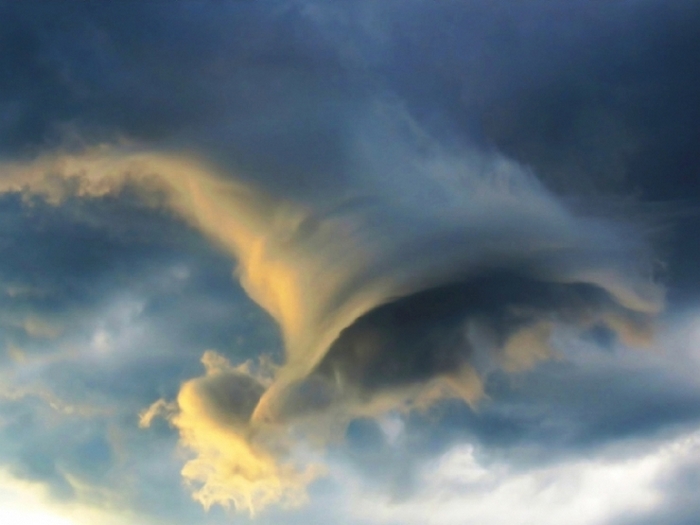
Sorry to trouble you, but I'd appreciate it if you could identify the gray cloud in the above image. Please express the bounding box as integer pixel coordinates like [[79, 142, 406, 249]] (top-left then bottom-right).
[[0, 0, 698, 522]]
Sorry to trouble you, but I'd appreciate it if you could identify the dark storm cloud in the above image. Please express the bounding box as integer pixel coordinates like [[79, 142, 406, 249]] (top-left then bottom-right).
[[277, 272, 655, 421], [363, 1, 700, 190], [4, 1, 697, 198], [0, 1, 240, 148], [370, 0, 700, 303], [3, 0, 697, 294], [0, 0, 698, 521], [0, 0, 360, 198]]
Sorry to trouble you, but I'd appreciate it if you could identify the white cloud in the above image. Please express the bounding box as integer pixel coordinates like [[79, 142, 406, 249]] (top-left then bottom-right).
[[0, 470, 143, 525], [342, 427, 700, 525]]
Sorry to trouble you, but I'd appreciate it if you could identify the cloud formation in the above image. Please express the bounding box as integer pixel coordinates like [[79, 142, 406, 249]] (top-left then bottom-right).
[[1, 1, 698, 522], [140, 351, 319, 515], [0, 99, 663, 511]]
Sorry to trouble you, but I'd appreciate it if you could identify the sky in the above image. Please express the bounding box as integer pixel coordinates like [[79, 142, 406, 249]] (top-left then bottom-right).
[[1, 1, 700, 524]]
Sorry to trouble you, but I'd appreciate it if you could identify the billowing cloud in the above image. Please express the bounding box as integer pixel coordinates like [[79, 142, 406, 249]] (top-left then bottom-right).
[[0, 98, 664, 511], [341, 426, 700, 525], [140, 351, 320, 515], [1, 1, 698, 523]]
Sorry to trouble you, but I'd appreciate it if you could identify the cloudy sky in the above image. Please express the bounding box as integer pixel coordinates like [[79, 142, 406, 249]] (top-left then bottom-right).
[[1, 1, 699, 524]]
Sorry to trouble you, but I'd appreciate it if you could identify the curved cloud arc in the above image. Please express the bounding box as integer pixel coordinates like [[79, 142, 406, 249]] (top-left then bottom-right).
[[0, 137, 664, 512]]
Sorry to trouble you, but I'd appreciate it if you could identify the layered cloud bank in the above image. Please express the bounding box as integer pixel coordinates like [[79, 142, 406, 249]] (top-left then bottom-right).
[[0, 103, 663, 512]]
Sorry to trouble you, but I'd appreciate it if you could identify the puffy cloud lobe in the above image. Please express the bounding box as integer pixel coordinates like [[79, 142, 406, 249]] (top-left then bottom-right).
[[141, 351, 320, 515]]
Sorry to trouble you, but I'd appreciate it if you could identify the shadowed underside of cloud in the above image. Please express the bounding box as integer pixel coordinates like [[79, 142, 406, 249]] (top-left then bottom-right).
[[0, 101, 663, 511]]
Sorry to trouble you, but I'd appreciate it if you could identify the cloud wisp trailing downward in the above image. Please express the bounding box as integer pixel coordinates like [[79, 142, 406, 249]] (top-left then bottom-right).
[[0, 101, 664, 514]]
